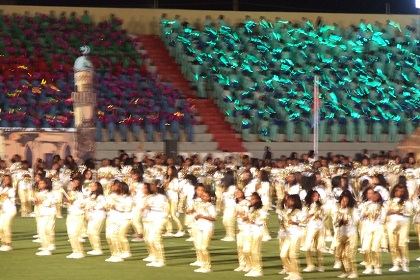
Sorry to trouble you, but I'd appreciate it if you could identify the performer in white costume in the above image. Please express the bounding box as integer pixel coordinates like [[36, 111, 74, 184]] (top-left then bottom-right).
[[0, 175, 17, 251]]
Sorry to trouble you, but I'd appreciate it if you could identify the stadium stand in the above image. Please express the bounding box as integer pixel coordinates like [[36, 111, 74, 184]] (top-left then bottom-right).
[[0, 11, 195, 143], [159, 15, 420, 143], [0, 7, 418, 157]]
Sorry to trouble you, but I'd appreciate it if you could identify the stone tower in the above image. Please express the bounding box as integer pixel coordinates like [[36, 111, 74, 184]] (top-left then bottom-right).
[[71, 46, 96, 162]]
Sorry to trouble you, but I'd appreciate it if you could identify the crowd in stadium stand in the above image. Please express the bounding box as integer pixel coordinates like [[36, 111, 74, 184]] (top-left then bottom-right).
[[0, 11, 195, 142], [160, 14, 420, 142], [2, 10, 419, 143]]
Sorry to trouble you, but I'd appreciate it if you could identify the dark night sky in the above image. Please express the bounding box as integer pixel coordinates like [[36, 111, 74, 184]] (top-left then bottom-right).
[[9, 0, 420, 14]]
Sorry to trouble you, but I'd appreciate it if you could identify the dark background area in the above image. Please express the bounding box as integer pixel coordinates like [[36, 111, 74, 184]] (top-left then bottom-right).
[[1, 0, 419, 14]]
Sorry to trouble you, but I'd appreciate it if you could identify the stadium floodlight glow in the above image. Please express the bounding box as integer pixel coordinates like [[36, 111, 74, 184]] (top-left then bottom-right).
[[417, 0, 420, 9]]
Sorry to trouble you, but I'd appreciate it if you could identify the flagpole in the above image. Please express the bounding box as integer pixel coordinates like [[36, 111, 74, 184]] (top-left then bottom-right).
[[313, 76, 319, 161]]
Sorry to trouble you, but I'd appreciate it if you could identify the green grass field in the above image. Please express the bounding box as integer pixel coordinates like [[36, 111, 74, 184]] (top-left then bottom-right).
[[1, 212, 420, 280]]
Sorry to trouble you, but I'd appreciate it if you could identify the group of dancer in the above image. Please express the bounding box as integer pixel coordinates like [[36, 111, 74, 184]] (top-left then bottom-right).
[[0, 151, 420, 279]]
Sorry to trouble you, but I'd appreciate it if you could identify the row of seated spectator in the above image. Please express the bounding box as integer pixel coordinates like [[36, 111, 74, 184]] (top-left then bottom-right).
[[0, 70, 195, 142], [95, 72, 195, 142], [0, 11, 195, 142], [160, 14, 420, 142], [0, 10, 141, 76]]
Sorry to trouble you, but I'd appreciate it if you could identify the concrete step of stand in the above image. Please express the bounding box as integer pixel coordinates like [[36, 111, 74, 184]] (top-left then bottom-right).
[[137, 34, 247, 152]]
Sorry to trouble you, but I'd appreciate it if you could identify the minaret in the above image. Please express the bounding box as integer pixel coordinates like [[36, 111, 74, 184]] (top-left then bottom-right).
[[71, 46, 96, 162]]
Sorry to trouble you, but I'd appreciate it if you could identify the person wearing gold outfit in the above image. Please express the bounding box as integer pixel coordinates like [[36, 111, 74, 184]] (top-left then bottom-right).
[[81, 168, 95, 238], [242, 170, 256, 200], [371, 174, 390, 253], [221, 171, 237, 242], [277, 194, 303, 280], [182, 175, 198, 243], [17, 173, 33, 218], [65, 177, 86, 259], [359, 188, 386, 275], [31, 172, 44, 243], [302, 189, 326, 273], [164, 166, 184, 237], [105, 180, 125, 262], [0, 175, 17, 252], [117, 182, 134, 259], [130, 171, 145, 242], [140, 183, 154, 262], [187, 183, 205, 266], [213, 163, 226, 213], [242, 192, 267, 277], [82, 169, 95, 196], [233, 189, 251, 272], [48, 162, 65, 219], [334, 190, 359, 279], [86, 182, 106, 256], [387, 184, 412, 272], [97, 159, 119, 195], [192, 190, 216, 273], [34, 178, 58, 256], [136, 183, 154, 261], [257, 170, 272, 242], [330, 175, 344, 269], [144, 180, 169, 267], [412, 187, 420, 262]]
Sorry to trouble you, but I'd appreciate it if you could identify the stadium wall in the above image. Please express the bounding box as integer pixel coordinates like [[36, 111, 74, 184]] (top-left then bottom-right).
[[0, 129, 76, 167], [1, 5, 419, 35]]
